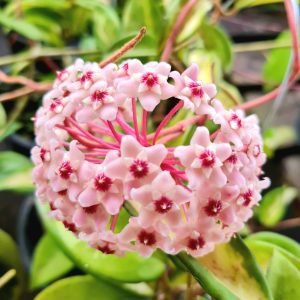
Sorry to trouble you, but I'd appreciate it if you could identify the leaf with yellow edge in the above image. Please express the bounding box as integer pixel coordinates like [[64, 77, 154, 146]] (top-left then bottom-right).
[[198, 235, 273, 300]]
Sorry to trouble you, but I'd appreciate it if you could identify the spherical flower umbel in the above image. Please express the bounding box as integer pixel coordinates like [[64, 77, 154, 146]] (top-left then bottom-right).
[[31, 59, 269, 257]]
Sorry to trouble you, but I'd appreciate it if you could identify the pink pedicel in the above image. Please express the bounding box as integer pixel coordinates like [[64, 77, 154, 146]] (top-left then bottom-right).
[[32, 59, 269, 257]]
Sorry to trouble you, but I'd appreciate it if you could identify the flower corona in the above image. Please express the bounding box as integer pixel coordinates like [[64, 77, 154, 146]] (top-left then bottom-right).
[[32, 59, 269, 257]]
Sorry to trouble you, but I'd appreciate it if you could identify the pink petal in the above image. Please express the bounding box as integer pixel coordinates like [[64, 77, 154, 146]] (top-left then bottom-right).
[[131, 186, 152, 204], [72, 209, 88, 227], [191, 127, 211, 147], [203, 83, 217, 98], [105, 158, 128, 179], [117, 79, 139, 96], [75, 107, 96, 123], [139, 93, 160, 112], [120, 135, 142, 157], [152, 171, 175, 193], [146, 144, 167, 166], [155, 62, 171, 76], [182, 64, 199, 81], [215, 143, 232, 162], [174, 146, 195, 167], [98, 104, 118, 121], [210, 168, 227, 187], [102, 194, 123, 215], [78, 187, 98, 207]]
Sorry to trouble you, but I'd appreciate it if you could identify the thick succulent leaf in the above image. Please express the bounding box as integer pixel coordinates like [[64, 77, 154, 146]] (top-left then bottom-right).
[[34, 275, 149, 300], [234, 0, 289, 9], [122, 0, 165, 42], [263, 126, 297, 158], [30, 234, 74, 289], [255, 186, 298, 227], [198, 236, 273, 300], [36, 202, 165, 283], [0, 152, 34, 192], [217, 81, 243, 108], [266, 250, 300, 300], [200, 22, 233, 71], [0, 229, 25, 300], [262, 31, 292, 91], [245, 232, 300, 271]]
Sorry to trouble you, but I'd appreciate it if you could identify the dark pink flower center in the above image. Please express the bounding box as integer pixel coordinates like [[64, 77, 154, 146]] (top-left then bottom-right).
[[58, 161, 73, 179], [241, 190, 253, 206], [204, 199, 222, 216], [63, 89, 70, 97], [50, 99, 63, 113], [80, 71, 93, 83], [63, 221, 76, 233], [92, 90, 108, 102], [56, 70, 67, 81], [227, 154, 238, 164], [58, 189, 67, 196], [154, 196, 173, 214], [130, 159, 149, 178], [141, 72, 158, 88], [252, 145, 261, 157], [82, 204, 99, 214], [94, 173, 113, 192], [199, 149, 215, 168], [97, 244, 115, 254], [229, 113, 242, 129], [138, 230, 156, 246], [122, 63, 129, 73], [187, 236, 205, 250], [189, 82, 204, 98], [40, 147, 48, 162]]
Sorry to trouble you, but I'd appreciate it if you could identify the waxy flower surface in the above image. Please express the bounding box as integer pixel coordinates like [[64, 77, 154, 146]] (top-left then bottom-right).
[[32, 59, 269, 257]]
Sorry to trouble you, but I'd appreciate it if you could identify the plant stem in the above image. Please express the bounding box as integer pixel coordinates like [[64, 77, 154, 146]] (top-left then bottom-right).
[[176, 252, 238, 300], [99, 27, 146, 67], [0, 269, 16, 288], [234, 40, 297, 53], [160, 0, 197, 62]]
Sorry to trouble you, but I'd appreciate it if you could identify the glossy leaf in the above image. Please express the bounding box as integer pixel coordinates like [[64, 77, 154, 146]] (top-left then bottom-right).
[[246, 232, 300, 259], [177, 0, 212, 43], [262, 32, 292, 90], [122, 0, 164, 41], [109, 34, 158, 58], [217, 81, 243, 108], [235, 0, 288, 9], [0, 11, 51, 42], [0, 229, 25, 300], [0, 152, 33, 192], [245, 239, 300, 272], [200, 22, 233, 71], [255, 186, 298, 227], [198, 235, 272, 300], [263, 126, 297, 158], [34, 275, 149, 300], [30, 234, 74, 289], [36, 202, 165, 283], [266, 251, 300, 300], [0, 104, 7, 129]]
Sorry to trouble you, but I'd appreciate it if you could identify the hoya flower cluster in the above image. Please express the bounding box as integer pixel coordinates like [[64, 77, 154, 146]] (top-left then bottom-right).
[[32, 59, 269, 257]]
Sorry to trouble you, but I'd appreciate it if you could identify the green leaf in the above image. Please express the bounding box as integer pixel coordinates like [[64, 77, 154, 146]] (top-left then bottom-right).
[[36, 202, 165, 283], [91, 4, 121, 50], [198, 235, 273, 300], [245, 240, 300, 272], [34, 275, 149, 300], [217, 81, 243, 108], [0, 151, 33, 192], [0, 104, 7, 129], [235, 0, 287, 9], [0, 11, 51, 42], [122, 0, 164, 42], [255, 186, 298, 227], [30, 234, 74, 289], [263, 126, 297, 158], [0, 229, 25, 300], [246, 232, 300, 259], [108, 34, 158, 59], [266, 250, 300, 300], [262, 31, 291, 90], [177, 0, 212, 43], [200, 22, 233, 71], [0, 122, 22, 142]]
